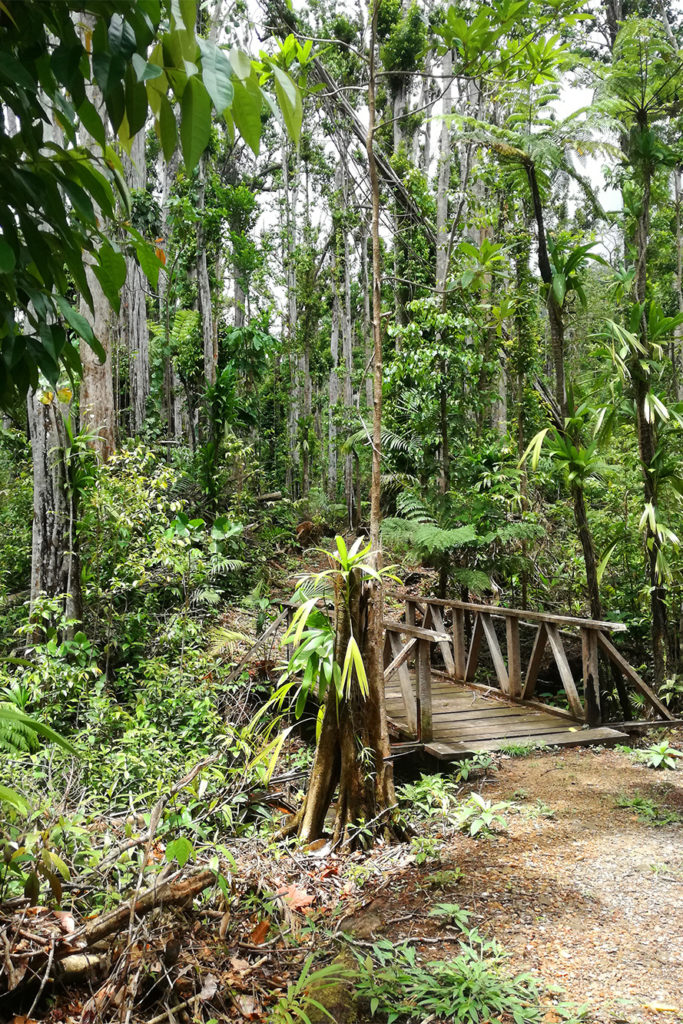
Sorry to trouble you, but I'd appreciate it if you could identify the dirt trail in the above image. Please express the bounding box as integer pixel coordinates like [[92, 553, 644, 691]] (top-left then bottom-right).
[[364, 746, 683, 1024]]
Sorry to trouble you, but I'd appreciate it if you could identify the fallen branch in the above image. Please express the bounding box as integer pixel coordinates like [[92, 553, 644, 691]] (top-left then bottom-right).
[[1, 869, 215, 995]]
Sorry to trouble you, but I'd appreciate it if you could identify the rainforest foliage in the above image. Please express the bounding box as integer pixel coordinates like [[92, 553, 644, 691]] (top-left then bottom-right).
[[1, 0, 683, 1018]]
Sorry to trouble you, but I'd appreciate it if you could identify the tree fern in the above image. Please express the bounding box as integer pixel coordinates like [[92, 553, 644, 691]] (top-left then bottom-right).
[[0, 704, 39, 754]]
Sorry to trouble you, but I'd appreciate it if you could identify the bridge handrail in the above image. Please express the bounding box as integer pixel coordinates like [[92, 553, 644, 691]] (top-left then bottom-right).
[[398, 596, 627, 633]]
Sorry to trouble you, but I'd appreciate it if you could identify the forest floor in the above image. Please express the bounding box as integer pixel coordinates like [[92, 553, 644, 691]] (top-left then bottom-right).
[[345, 744, 683, 1024], [19, 740, 682, 1024]]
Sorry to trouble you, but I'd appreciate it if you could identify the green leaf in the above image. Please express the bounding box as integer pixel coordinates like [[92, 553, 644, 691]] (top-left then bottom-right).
[[125, 68, 149, 137], [54, 295, 105, 361], [165, 836, 194, 867], [0, 706, 77, 755], [229, 47, 252, 80], [0, 239, 16, 273], [132, 53, 163, 83], [109, 15, 137, 59], [552, 272, 566, 306], [198, 37, 234, 113], [133, 238, 163, 289], [180, 75, 211, 172], [0, 784, 29, 815], [158, 94, 178, 161], [231, 75, 262, 155], [93, 243, 127, 314], [520, 427, 550, 470], [597, 541, 618, 584], [77, 98, 107, 148], [272, 65, 301, 142]]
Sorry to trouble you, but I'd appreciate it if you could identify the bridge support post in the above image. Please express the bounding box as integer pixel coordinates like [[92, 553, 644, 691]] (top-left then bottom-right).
[[416, 638, 433, 742], [582, 628, 601, 726], [452, 607, 466, 680]]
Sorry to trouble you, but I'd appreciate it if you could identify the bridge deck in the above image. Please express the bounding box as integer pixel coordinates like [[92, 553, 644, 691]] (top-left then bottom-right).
[[386, 674, 627, 761]]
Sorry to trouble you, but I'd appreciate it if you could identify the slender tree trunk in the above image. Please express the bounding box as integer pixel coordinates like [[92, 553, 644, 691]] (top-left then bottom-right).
[[328, 256, 340, 498], [436, 52, 452, 494], [122, 131, 150, 434], [28, 390, 81, 622], [78, 19, 116, 460], [283, 139, 301, 496], [364, 0, 395, 821], [674, 166, 683, 400], [631, 132, 668, 686], [197, 156, 216, 389]]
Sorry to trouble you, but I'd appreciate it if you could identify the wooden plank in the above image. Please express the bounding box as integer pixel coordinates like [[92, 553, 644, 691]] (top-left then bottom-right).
[[384, 636, 416, 682], [416, 638, 433, 742], [436, 718, 578, 741], [387, 630, 419, 737], [424, 725, 628, 760], [596, 632, 675, 720], [522, 623, 547, 700], [545, 624, 584, 719], [465, 613, 483, 681], [226, 605, 289, 683], [520, 698, 578, 722], [581, 627, 601, 726], [428, 603, 456, 676], [506, 617, 522, 698], [453, 607, 466, 680], [383, 619, 449, 643], [387, 634, 417, 734], [389, 596, 627, 632], [480, 613, 510, 693]]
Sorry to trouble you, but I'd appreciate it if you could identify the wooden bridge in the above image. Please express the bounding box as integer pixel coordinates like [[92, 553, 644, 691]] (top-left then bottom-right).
[[382, 596, 674, 760]]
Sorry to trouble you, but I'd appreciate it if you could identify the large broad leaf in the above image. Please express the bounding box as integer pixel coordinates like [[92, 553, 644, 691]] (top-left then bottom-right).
[[125, 66, 149, 136], [229, 47, 252, 80], [0, 785, 29, 815], [180, 75, 211, 172], [0, 239, 16, 273], [108, 14, 137, 60], [271, 65, 301, 143], [54, 294, 106, 361], [133, 237, 163, 289], [158, 94, 178, 161], [93, 242, 127, 314], [77, 97, 107, 148], [231, 75, 262, 156], [198, 37, 234, 113]]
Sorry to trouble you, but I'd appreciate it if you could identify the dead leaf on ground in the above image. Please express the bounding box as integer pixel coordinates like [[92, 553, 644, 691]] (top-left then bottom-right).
[[218, 910, 231, 939], [248, 918, 270, 945], [232, 993, 261, 1018], [230, 956, 251, 973], [199, 973, 218, 1001], [277, 884, 315, 910]]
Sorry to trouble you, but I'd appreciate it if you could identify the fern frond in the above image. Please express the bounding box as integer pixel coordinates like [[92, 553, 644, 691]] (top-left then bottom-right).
[[451, 568, 491, 594], [395, 491, 436, 523], [208, 627, 250, 657]]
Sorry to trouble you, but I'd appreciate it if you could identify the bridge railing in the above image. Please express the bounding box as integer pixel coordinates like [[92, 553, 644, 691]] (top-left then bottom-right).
[[383, 596, 674, 742]]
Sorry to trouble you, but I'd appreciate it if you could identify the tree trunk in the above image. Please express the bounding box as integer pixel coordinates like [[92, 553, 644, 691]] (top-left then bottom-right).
[[197, 156, 216, 388], [328, 255, 340, 498], [674, 166, 683, 400], [435, 52, 452, 493], [631, 123, 668, 687], [28, 390, 81, 621], [78, 19, 116, 460], [122, 131, 150, 434]]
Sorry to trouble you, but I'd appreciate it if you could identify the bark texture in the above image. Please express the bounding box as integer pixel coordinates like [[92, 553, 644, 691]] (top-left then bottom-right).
[[28, 390, 80, 619]]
